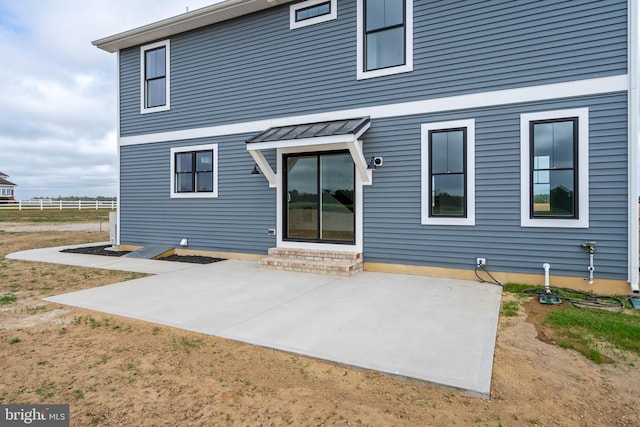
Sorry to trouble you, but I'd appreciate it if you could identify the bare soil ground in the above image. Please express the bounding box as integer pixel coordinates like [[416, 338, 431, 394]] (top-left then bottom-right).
[[1, 229, 639, 426]]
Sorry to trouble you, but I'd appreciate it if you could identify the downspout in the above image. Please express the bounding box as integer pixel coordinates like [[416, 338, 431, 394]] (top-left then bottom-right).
[[628, 0, 639, 293]]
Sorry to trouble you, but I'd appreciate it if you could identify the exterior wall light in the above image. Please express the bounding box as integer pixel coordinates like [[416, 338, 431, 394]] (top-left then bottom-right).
[[368, 156, 383, 170]]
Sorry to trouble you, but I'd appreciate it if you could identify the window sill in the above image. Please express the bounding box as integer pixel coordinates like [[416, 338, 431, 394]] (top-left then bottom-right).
[[521, 217, 588, 228], [421, 216, 475, 226], [141, 104, 170, 115], [170, 192, 218, 199], [357, 63, 413, 80]]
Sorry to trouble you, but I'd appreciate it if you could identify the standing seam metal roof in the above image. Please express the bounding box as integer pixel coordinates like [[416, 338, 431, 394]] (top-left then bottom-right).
[[246, 117, 371, 144]]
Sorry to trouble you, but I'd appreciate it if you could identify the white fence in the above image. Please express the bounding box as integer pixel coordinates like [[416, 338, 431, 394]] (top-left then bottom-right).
[[0, 199, 116, 210]]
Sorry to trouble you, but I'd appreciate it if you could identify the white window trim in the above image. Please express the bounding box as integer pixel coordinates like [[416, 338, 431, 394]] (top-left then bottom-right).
[[421, 119, 475, 226], [170, 143, 218, 198], [520, 108, 589, 228], [290, 0, 337, 30], [356, 0, 413, 80], [140, 39, 170, 114]]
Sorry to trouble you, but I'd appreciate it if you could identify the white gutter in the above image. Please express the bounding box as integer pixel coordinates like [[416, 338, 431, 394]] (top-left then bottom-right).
[[92, 0, 288, 53], [628, 0, 639, 293]]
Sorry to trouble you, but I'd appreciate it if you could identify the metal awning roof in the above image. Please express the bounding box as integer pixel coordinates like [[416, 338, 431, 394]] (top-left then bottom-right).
[[245, 117, 373, 188], [246, 117, 370, 145]]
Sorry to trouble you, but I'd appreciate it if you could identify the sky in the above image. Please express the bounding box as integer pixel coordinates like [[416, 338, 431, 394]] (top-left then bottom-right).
[[0, 0, 218, 199]]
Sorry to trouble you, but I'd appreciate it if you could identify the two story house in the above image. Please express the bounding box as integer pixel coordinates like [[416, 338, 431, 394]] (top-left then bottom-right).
[[0, 171, 16, 202], [94, 0, 639, 294]]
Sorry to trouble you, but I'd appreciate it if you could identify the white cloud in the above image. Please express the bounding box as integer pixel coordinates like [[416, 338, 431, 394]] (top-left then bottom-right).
[[0, 0, 217, 198]]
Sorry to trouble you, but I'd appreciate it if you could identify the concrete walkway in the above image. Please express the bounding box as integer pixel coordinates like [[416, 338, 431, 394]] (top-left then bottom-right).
[[8, 243, 502, 397]]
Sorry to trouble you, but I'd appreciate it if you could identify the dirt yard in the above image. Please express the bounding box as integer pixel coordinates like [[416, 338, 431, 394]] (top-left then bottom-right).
[[1, 229, 639, 426]]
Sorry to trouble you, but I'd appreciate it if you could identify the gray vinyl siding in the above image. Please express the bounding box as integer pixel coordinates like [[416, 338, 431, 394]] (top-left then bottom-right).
[[119, 92, 628, 280], [119, 135, 276, 254], [119, 0, 627, 137], [362, 93, 628, 280], [116, 0, 630, 281]]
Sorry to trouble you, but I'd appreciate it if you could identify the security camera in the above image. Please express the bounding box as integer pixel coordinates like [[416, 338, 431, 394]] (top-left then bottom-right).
[[373, 156, 383, 167]]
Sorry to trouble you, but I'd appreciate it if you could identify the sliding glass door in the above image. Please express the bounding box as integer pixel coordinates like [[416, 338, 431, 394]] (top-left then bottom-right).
[[285, 151, 355, 244]]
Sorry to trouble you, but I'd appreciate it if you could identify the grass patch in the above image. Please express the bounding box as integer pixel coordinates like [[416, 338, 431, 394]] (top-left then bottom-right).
[[503, 283, 533, 294], [73, 315, 110, 329], [510, 282, 640, 363], [173, 336, 204, 353], [0, 293, 17, 304], [501, 300, 519, 317], [545, 305, 640, 356], [35, 381, 56, 399]]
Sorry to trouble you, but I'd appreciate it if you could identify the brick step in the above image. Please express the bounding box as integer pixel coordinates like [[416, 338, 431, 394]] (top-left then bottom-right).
[[267, 247, 362, 262], [258, 256, 363, 277]]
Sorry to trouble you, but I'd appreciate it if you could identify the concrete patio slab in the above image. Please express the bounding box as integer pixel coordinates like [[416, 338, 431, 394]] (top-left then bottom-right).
[[9, 244, 502, 397]]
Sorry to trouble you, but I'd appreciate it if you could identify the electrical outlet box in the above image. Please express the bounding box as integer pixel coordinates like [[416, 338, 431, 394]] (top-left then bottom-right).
[[268, 228, 276, 236], [476, 258, 486, 267]]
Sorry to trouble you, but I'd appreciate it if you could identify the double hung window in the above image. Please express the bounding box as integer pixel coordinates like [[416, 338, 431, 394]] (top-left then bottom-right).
[[429, 129, 467, 217], [141, 40, 170, 114], [357, 0, 413, 79], [421, 119, 475, 226], [530, 119, 577, 218]]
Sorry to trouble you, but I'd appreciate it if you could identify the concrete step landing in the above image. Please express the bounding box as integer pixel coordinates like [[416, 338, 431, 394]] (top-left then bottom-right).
[[259, 248, 363, 276]]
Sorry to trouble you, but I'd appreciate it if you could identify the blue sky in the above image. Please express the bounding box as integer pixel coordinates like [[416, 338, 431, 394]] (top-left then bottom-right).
[[0, 0, 216, 199]]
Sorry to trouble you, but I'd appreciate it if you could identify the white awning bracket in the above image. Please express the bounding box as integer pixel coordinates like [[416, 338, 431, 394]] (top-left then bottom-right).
[[249, 150, 277, 187]]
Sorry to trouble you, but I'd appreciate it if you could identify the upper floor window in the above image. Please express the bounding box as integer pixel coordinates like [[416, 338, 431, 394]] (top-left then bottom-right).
[[357, 0, 413, 80], [141, 40, 170, 114], [520, 108, 589, 228], [290, 0, 337, 29], [170, 144, 218, 198], [421, 119, 475, 226]]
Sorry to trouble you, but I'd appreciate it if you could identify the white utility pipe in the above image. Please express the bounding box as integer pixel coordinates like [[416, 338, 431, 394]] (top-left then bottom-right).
[[587, 252, 595, 285], [543, 263, 551, 294]]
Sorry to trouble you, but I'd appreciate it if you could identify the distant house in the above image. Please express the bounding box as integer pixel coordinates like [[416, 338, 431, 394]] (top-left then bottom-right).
[[0, 171, 16, 202], [94, 0, 639, 294]]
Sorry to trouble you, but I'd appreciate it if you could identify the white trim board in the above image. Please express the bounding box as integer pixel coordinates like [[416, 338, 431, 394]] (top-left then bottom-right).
[[119, 75, 628, 147], [627, 0, 639, 291]]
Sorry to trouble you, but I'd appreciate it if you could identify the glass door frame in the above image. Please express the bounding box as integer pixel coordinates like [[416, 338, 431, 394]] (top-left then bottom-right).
[[283, 150, 356, 245]]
